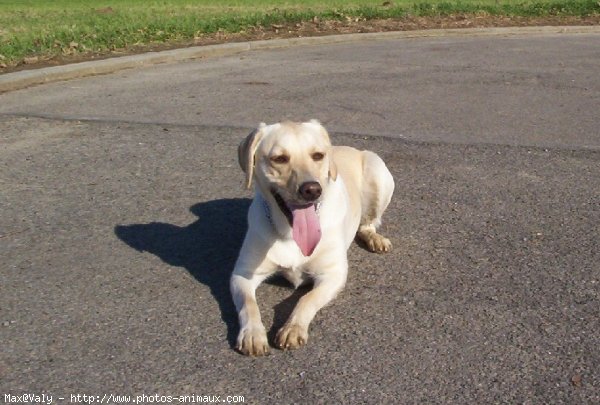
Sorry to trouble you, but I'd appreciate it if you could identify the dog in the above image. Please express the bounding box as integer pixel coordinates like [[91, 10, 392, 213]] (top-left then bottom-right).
[[230, 120, 394, 356]]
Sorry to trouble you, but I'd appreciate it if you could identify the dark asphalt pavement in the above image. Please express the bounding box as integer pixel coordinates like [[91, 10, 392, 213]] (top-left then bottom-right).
[[1, 31, 599, 404]]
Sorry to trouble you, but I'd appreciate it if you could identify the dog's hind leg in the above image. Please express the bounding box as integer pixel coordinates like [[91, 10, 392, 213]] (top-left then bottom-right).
[[356, 151, 394, 253]]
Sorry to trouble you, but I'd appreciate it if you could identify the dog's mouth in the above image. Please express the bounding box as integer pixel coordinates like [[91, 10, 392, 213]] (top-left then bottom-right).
[[271, 190, 322, 256], [272, 191, 294, 226]]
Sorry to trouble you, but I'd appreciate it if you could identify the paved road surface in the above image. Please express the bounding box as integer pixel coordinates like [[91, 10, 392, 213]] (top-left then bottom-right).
[[1, 31, 599, 404]]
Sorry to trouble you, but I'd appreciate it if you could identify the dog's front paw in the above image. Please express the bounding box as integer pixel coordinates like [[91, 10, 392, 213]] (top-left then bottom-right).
[[276, 323, 309, 350], [237, 326, 270, 356]]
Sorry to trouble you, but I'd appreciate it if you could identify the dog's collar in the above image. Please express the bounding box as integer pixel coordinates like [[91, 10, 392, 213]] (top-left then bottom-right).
[[261, 198, 274, 226], [261, 194, 321, 228]]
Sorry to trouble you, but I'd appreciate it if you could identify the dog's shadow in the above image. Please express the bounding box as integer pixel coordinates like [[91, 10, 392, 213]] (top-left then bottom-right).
[[114, 198, 305, 349]]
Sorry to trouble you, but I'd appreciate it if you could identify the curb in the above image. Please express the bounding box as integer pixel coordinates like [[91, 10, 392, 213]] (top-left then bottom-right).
[[1, 25, 599, 93]]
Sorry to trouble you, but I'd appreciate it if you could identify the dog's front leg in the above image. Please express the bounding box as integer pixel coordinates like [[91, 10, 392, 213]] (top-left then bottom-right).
[[276, 256, 348, 350], [230, 254, 276, 356]]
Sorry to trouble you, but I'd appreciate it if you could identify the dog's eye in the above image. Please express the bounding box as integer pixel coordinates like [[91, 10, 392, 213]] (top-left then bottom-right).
[[311, 152, 325, 161], [270, 155, 289, 164]]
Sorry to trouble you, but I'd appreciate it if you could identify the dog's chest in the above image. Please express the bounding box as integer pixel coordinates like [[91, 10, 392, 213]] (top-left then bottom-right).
[[267, 238, 311, 269]]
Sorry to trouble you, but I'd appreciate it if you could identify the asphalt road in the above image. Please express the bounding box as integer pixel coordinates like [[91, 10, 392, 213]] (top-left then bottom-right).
[[1, 31, 599, 404]]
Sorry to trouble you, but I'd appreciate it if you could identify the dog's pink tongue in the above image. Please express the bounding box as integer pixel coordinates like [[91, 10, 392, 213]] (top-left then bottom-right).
[[289, 204, 321, 256]]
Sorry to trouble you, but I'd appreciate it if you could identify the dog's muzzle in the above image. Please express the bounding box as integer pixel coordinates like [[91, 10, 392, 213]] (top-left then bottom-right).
[[298, 181, 322, 202]]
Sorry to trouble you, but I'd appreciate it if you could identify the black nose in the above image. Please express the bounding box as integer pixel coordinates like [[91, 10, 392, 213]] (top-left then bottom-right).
[[299, 181, 322, 201]]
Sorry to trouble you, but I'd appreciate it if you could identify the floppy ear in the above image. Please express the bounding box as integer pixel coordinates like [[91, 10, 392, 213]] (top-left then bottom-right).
[[238, 123, 265, 189], [328, 151, 338, 181], [309, 119, 338, 181]]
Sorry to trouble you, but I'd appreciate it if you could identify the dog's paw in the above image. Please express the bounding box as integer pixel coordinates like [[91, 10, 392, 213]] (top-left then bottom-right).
[[276, 323, 309, 350], [366, 233, 392, 253], [236, 326, 270, 356]]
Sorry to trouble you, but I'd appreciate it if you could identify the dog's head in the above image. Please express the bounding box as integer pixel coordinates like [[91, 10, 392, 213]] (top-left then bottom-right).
[[238, 120, 337, 256], [239, 119, 337, 200]]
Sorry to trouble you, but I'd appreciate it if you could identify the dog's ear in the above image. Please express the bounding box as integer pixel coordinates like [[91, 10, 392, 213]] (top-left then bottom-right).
[[309, 120, 338, 181], [238, 123, 265, 189], [328, 149, 338, 181]]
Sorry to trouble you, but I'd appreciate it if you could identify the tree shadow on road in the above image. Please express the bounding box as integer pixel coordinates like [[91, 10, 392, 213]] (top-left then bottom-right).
[[114, 198, 251, 348]]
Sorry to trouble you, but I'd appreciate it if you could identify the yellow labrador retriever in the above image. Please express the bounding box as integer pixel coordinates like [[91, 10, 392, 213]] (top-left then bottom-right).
[[231, 120, 394, 356]]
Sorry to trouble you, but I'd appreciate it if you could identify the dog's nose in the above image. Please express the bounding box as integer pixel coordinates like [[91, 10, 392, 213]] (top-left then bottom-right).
[[299, 181, 322, 201]]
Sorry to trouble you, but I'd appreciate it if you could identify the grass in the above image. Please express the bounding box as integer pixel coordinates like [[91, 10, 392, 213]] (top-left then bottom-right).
[[1, 0, 599, 67]]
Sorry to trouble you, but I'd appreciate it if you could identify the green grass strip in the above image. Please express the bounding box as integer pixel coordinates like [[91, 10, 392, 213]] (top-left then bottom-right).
[[1, 1, 598, 67]]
